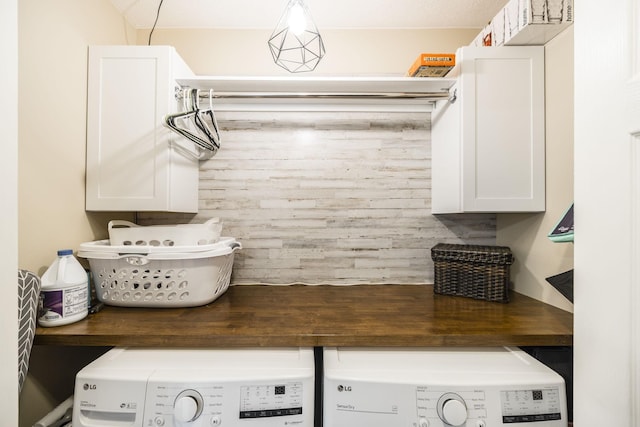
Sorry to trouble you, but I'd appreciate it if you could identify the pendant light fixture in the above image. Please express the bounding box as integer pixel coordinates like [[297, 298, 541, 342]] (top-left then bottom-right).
[[268, 0, 326, 73]]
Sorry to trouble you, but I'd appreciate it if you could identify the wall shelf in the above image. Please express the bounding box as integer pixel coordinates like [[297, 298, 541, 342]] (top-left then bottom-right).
[[175, 76, 456, 112]]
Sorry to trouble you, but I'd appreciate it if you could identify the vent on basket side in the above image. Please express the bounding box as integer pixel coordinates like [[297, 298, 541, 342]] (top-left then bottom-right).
[[122, 239, 177, 247], [108, 219, 223, 247]]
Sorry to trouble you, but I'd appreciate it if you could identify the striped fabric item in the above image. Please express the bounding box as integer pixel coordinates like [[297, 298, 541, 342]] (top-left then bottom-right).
[[18, 269, 40, 392]]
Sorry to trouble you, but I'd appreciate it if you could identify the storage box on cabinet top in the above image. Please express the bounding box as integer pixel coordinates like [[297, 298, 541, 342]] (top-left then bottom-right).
[[471, 0, 573, 47], [78, 237, 241, 308], [406, 53, 455, 77], [431, 243, 514, 303]]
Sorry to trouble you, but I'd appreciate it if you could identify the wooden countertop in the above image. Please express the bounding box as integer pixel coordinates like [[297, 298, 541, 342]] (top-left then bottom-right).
[[34, 284, 573, 347]]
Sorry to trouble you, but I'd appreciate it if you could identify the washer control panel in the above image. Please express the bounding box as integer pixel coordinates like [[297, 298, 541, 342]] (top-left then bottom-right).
[[73, 348, 315, 427], [143, 381, 305, 427], [240, 383, 304, 418]]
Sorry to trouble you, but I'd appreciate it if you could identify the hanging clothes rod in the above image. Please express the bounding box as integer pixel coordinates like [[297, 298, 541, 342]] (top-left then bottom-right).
[[175, 88, 450, 101], [174, 76, 457, 104]]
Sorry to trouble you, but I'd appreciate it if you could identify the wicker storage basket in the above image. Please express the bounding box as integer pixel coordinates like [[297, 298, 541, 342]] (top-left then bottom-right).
[[431, 243, 514, 303]]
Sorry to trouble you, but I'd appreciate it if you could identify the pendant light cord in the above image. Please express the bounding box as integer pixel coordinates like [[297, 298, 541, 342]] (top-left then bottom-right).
[[148, 0, 165, 45]]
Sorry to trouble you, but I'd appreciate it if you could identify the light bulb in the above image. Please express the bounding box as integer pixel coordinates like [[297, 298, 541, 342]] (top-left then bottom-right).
[[288, 3, 306, 36]]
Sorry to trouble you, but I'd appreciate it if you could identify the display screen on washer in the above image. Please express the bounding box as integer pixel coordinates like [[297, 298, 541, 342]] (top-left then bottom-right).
[[501, 388, 562, 423], [239, 383, 304, 419]]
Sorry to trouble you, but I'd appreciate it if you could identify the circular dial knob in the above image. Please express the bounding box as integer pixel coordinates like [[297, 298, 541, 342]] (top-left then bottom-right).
[[437, 393, 468, 426], [174, 389, 204, 423]]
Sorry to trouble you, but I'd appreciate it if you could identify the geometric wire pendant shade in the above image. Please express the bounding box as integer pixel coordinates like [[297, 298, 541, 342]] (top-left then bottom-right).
[[268, 0, 326, 73]]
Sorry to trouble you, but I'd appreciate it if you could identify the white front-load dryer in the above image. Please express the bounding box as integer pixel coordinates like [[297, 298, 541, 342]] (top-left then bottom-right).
[[73, 347, 315, 427], [323, 346, 567, 427]]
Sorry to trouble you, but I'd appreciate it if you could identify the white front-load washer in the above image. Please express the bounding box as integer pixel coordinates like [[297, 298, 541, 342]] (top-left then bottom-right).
[[323, 346, 567, 427], [73, 347, 315, 427]]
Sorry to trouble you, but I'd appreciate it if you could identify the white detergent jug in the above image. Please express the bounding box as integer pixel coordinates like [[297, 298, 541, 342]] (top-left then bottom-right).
[[38, 249, 89, 327]]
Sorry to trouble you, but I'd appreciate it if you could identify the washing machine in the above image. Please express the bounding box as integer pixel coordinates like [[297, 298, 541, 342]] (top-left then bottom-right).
[[323, 346, 567, 427], [73, 347, 315, 427]]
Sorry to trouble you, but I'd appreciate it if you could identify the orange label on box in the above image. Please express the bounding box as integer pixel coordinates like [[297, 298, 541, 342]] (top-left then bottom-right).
[[407, 53, 455, 77]]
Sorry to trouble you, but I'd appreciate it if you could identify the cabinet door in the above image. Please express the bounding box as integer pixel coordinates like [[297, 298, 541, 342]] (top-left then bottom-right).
[[462, 46, 545, 212], [431, 46, 545, 213], [86, 46, 198, 213]]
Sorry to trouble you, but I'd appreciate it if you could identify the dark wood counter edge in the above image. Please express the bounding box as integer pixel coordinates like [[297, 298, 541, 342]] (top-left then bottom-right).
[[34, 284, 573, 348], [34, 334, 573, 348]]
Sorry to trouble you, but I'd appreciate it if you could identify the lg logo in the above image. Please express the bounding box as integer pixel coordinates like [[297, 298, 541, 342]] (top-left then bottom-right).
[[83, 383, 97, 391], [337, 385, 352, 392]]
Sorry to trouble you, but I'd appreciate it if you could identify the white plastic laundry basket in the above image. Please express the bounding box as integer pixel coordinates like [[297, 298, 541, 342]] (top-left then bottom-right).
[[78, 237, 241, 308]]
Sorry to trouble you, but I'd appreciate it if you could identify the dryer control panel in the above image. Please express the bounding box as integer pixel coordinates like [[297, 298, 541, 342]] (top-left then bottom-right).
[[323, 347, 567, 427], [325, 381, 564, 427]]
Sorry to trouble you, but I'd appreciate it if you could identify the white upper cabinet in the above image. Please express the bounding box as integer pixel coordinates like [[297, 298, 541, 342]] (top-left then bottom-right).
[[85, 45, 544, 215], [86, 46, 199, 213], [431, 46, 545, 213]]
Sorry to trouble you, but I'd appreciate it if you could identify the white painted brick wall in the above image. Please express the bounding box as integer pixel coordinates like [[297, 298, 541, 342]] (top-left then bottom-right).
[[139, 110, 496, 284]]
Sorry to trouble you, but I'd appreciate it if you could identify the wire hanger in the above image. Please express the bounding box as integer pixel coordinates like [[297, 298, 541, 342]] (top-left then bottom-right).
[[165, 88, 220, 154], [164, 88, 220, 160]]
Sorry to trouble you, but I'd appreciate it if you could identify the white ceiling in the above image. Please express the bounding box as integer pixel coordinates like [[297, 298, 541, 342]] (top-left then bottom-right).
[[110, 0, 506, 30]]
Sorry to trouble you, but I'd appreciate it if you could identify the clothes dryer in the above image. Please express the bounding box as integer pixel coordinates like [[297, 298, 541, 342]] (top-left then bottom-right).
[[323, 346, 566, 427]]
